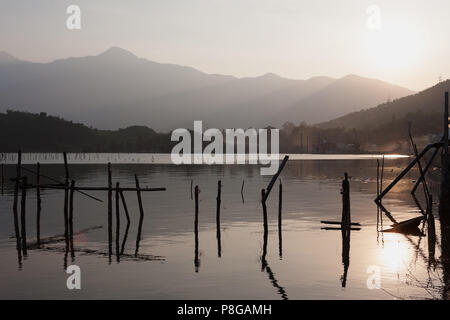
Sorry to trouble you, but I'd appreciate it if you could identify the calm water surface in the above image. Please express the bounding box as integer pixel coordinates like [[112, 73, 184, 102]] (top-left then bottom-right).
[[0, 154, 445, 299]]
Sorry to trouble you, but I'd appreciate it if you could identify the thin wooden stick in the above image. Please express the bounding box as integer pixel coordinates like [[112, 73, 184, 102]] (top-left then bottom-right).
[[119, 190, 130, 255], [107, 163, 112, 263], [69, 180, 75, 259], [36, 162, 42, 248], [135, 175, 145, 256], [20, 177, 28, 256], [63, 153, 70, 253], [115, 182, 120, 262], [194, 185, 199, 271], [22, 184, 165, 192], [262, 189, 268, 235], [263, 155, 289, 202], [20, 166, 102, 202], [1, 163, 4, 195], [261, 189, 268, 270], [278, 180, 283, 259], [216, 180, 222, 258], [13, 151, 22, 256], [241, 179, 245, 203], [341, 173, 351, 229]]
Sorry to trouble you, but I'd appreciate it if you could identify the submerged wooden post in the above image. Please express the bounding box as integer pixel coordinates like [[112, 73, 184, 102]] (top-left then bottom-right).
[[36, 162, 42, 248], [216, 180, 222, 258], [107, 163, 112, 262], [115, 181, 121, 262], [278, 180, 283, 259], [20, 176, 27, 256], [135, 175, 145, 256], [341, 173, 351, 229], [13, 151, 22, 256], [69, 180, 75, 258], [194, 185, 200, 271]]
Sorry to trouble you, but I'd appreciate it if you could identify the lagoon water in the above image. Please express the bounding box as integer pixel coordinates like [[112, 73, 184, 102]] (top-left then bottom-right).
[[0, 154, 445, 299]]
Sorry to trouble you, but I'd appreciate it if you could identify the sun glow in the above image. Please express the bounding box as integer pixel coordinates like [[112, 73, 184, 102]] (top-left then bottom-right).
[[364, 22, 426, 73], [379, 234, 411, 274]]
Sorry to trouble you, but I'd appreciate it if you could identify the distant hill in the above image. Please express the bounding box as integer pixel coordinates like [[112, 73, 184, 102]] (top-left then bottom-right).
[[0, 110, 172, 152], [0, 47, 413, 131], [318, 80, 450, 131]]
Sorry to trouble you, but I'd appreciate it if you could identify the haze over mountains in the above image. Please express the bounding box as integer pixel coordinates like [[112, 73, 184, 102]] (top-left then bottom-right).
[[318, 79, 450, 130], [0, 47, 414, 132]]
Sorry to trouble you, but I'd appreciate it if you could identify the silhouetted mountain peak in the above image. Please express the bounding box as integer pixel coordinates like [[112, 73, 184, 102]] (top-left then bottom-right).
[[98, 46, 137, 59], [0, 51, 23, 64]]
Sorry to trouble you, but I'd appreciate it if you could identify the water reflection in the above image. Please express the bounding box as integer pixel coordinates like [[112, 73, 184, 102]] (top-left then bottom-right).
[[3, 156, 450, 299]]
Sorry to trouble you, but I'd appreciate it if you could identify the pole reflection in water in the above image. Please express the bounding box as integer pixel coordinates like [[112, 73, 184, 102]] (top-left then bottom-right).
[[341, 228, 350, 288], [194, 185, 200, 272]]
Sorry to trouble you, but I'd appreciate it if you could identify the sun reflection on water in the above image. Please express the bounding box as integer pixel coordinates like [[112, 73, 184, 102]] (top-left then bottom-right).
[[379, 233, 411, 274]]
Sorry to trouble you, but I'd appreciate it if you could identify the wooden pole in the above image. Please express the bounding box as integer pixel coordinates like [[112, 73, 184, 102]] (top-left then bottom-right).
[[427, 195, 436, 262], [119, 190, 130, 255], [261, 189, 268, 270], [135, 175, 145, 256], [216, 180, 222, 258], [63, 153, 69, 252], [241, 180, 245, 203], [194, 185, 199, 271], [69, 180, 75, 259], [107, 163, 112, 262], [444, 92, 449, 155], [20, 177, 27, 256], [261, 189, 268, 235], [13, 151, 22, 257], [278, 180, 283, 259], [36, 162, 42, 248], [263, 155, 289, 202], [1, 163, 4, 195], [115, 182, 120, 262], [376, 159, 380, 230], [22, 184, 165, 192], [341, 173, 351, 228]]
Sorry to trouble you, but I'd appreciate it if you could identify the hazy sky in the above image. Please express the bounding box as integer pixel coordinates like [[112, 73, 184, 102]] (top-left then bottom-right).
[[1, 0, 449, 91]]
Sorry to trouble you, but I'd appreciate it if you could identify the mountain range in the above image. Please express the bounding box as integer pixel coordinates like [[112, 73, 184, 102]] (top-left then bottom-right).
[[0, 47, 414, 132]]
